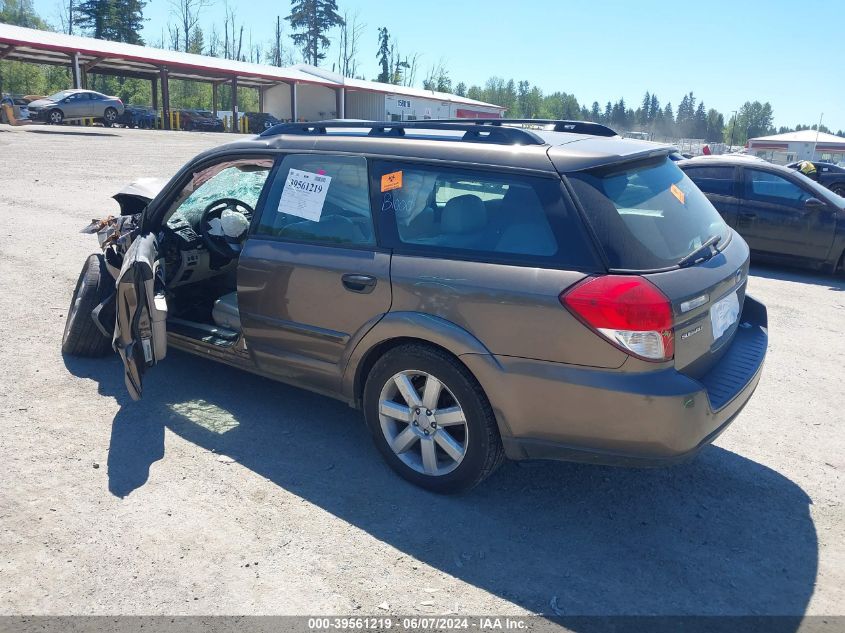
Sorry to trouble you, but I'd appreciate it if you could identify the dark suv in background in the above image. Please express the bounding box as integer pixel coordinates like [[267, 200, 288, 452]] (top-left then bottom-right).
[[63, 120, 768, 492]]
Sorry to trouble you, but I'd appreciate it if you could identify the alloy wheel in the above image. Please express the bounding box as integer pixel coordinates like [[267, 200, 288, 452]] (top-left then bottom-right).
[[378, 370, 469, 476]]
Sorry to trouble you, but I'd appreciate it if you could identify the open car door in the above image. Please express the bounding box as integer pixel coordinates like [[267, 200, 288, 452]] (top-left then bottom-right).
[[113, 232, 167, 400]]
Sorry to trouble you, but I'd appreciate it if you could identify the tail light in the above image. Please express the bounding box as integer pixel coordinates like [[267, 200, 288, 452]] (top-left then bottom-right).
[[560, 275, 674, 361]]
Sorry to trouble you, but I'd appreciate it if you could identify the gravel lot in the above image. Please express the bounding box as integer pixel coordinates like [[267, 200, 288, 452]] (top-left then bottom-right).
[[0, 124, 843, 621]]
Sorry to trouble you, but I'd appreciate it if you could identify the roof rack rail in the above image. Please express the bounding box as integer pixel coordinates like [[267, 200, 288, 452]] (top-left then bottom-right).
[[259, 120, 546, 145], [429, 118, 619, 137]]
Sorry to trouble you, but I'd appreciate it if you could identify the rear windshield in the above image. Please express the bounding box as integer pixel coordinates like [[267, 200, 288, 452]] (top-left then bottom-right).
[[568, 157, 731, 271]]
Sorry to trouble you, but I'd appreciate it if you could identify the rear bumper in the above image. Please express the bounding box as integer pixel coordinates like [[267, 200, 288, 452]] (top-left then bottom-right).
[[462, 296, 768, 466]]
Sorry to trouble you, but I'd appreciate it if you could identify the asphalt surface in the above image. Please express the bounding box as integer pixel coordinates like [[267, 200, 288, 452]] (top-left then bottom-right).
[[0, 124, 843, 621]]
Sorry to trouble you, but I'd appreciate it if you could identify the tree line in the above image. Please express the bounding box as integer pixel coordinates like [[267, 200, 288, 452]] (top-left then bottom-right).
[[2, 0, 842, 142]]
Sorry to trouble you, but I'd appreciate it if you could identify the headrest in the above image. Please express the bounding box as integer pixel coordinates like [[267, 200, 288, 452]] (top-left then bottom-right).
[[441, 194, 487, 234]]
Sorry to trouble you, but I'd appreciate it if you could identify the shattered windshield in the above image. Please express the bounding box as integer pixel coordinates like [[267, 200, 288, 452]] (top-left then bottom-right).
[[167, 164, 272, 227]]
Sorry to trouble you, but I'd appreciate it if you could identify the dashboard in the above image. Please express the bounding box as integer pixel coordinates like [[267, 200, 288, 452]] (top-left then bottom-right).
[[161, 214, 236, 287]]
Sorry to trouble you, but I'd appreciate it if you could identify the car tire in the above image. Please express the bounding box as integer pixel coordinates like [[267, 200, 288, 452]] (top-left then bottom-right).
[[103, 107, 118, 127], [831, 183, 845, 198], [363, 343, 504, 493], [61, 254, 114, 357], [48, 109, 64, 125]]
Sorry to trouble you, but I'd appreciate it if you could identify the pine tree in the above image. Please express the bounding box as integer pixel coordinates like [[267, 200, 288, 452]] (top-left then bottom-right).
[[640, 91, 651, 125], [663, 102, 674, 125], [287, 0, 344, 66], [590, 101, 601, 122], [376, 27, 390, 83], [75, 0, 145, 44], [694, 101, 707, 138]]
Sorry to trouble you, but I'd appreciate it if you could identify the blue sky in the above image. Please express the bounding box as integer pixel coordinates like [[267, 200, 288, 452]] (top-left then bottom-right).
[[33, 0, 845, 130]]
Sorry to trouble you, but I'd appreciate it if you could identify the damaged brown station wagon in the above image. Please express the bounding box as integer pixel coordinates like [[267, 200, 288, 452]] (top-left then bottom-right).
[[63, 120, 769, 492]]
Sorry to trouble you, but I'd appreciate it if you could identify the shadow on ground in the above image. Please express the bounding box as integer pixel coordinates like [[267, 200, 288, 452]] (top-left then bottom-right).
[[24, 128, 118, 137], [65, 351, 817, 622], [751, 263, 845, 291]]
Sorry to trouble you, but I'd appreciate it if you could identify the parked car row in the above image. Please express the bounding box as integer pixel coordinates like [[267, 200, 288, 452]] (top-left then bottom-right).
[[2, 89, 284, 133]]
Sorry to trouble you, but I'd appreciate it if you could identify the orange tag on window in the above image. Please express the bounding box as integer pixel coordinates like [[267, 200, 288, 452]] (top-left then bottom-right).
[[671, 183, 686, 204], [381, 171, 403, 192]]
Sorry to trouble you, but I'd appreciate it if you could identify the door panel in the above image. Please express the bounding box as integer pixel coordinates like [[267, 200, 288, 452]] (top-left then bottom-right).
[[238, 152, 390, 396], [740, 168, 835, 260], [238, 240, 391, 393], [113, 232, 167, 400], [64, 94, 86, 118]]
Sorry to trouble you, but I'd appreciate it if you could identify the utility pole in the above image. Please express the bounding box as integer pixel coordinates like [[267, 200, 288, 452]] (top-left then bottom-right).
[[811, 113, 824, 160]]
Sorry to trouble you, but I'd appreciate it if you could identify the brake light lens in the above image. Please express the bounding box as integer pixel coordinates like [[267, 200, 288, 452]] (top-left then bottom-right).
[[561, 275, 675, 361]]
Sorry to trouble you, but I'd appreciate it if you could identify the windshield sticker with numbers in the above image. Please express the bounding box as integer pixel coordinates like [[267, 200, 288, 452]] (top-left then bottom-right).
[[278, 168, 332, 221]]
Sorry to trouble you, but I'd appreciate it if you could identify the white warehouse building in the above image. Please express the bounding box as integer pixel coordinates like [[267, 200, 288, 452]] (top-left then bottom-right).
[[747, 130, 845, 165]]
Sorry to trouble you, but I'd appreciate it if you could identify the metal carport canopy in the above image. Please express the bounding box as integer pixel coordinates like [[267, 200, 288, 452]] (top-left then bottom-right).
[[0, 23, 337, 89]]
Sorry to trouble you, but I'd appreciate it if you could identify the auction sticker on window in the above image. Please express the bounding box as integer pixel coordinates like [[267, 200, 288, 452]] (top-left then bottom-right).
[[278, 168, 332, 221], [381, 170, 403, 192]]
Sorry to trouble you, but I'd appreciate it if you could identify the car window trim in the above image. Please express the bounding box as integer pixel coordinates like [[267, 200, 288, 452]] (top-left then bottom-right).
[[371, 158, 604, 272]]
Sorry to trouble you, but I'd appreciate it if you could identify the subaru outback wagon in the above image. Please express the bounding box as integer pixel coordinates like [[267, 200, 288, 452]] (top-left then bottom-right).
[[62, 119, 768, 492]]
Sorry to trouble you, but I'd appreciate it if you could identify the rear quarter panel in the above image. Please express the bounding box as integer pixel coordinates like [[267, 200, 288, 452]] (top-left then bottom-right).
[[386, 256, 629, 368]]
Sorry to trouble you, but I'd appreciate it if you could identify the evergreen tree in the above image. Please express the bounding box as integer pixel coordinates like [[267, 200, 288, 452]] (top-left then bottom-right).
[[649, 94, 659, 123], [662, 102, 674, 136], [694, 101, 707, 138], [375, 27, 389, 83], [454, 82, 467, 97], [603, 101, 612, 123], [75, 0, 145, 44], [663, 102, 674, 125], [187, 25, 203, 54], [287, 0, 344, 66], [640, 91, 651, 125], [590, 101, 601, 122]]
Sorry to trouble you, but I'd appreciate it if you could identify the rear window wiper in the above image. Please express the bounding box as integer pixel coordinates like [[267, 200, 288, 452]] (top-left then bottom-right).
[[678, 234, 722, 268]]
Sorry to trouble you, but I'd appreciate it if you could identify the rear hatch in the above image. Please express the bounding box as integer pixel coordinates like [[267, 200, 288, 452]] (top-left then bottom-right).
[[562, 153, 750, 377]]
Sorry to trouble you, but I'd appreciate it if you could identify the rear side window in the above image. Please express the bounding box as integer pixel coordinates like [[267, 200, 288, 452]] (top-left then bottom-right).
[[373, 161, 597, 267], [683, 166, 736, 197], [256, 154, 374, 246], [568, 157, 731, 271]]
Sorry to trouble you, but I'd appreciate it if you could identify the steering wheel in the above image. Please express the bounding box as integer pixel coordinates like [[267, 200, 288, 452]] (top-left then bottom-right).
[[199, 198, 254, 259]]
